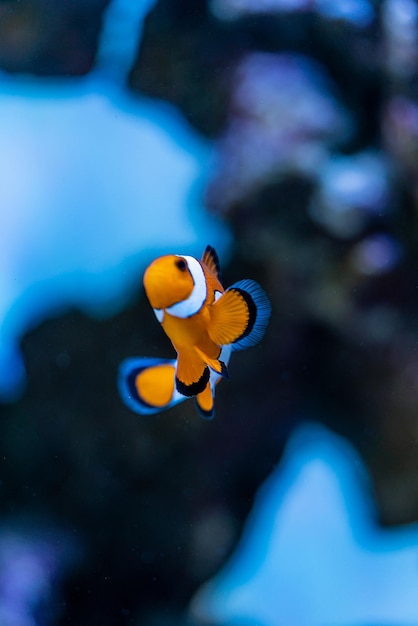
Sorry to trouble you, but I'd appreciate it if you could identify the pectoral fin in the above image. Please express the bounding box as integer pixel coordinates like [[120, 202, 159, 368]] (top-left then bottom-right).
[[118, 357, 184, 415], [208, 279, 271, 349], [207, 285, 251, 345]]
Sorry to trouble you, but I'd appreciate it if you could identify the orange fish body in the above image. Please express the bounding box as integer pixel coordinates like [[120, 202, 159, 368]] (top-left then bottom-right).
[[119, 246, 271, 418]]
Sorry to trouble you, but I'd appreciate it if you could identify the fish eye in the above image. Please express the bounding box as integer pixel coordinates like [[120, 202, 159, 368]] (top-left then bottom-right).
[[175, 258, 188, 272]]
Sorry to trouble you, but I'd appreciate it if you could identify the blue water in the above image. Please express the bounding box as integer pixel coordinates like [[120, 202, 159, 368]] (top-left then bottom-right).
[[0, 0, 230, 400]]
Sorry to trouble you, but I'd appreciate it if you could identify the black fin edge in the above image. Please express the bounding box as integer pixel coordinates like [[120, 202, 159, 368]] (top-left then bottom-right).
[[176, 366, 210, 397], [230, 287, 257, 342], [194, 398, 215, 420], [119, 358, 183, 416], [204, 245, 222, 282], [229, 280, 272, 350], [219, 360, 229, 379], [126, 366, 156, 409]]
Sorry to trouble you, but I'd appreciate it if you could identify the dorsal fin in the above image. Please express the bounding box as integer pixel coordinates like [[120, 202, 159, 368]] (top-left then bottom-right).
[[202, 245, 222, 281]]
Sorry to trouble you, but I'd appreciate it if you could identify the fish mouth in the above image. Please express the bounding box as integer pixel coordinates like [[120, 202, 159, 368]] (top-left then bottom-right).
[[143, 259, 194, 310]]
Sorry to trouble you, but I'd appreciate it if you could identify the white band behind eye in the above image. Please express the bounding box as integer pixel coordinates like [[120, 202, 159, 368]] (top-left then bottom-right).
[[166, 255, 207, 318], [153, 308, 164, 323]]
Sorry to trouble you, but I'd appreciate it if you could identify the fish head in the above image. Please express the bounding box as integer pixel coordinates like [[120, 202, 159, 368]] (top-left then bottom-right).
[[143, 254, 195, 310]]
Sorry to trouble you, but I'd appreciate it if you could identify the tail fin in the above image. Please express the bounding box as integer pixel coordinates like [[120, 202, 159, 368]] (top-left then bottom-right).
[[118, 357, 186, 415], [195, 382, 215, 420]]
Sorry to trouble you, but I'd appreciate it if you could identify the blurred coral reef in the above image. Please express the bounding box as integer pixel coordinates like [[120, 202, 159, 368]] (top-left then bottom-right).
[[191, 424, 418, 625], [1, 0, 418, 624]]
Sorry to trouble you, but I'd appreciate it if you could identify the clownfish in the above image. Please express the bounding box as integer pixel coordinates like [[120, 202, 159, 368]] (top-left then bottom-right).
[[118, 245, 271, 419]]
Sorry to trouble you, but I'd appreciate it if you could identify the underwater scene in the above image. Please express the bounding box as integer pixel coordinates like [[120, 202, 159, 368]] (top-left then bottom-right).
[[1, 0, 418, 624]]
